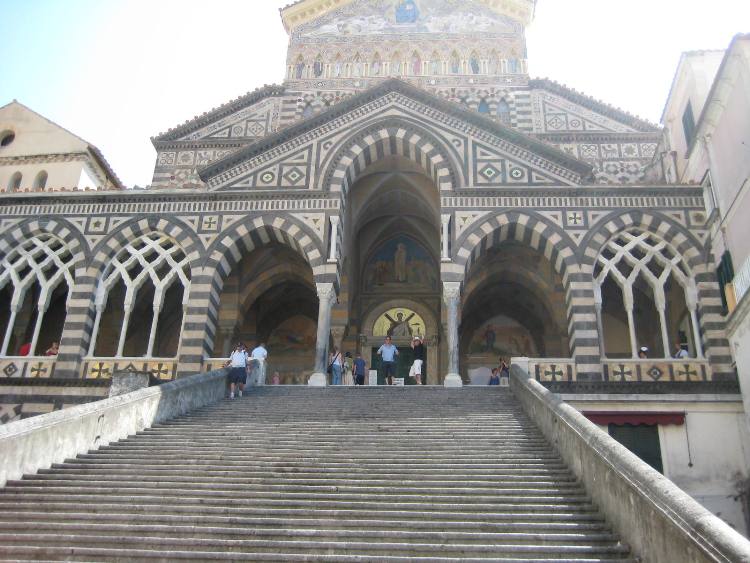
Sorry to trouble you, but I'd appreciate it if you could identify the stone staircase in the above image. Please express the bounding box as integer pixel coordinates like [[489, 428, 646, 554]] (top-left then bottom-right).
[[0, 386, 634, 561]]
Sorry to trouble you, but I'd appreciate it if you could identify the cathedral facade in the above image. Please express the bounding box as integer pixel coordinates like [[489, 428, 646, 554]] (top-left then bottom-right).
[[0, 0, 732, 388], [1, 0, 748, 532]]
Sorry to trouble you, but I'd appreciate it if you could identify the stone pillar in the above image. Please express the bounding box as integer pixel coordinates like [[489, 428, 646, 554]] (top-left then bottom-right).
[[442, 282, 462, 387], [309, 282, 336, 387], [328, 216, 340, 263], [441, 214, 451, 262], [594, 286, 606, 360]]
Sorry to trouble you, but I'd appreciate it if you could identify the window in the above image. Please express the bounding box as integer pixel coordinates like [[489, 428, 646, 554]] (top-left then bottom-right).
[[717, 251, 735, 314], [478, 99, 490, 114], [497, 99, 511, 126], [701, 171, 717, 216], [33, 170, 48, 191], [682, 101, 696, 148], [8, 172, 22, 192], [609, 424, 663, 473], [0, 130, 14, 147]]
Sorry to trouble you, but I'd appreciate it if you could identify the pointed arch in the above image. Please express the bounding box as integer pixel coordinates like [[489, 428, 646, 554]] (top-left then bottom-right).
[[294, 55, 305, 79], [430, 51, 441, 75], [450, 51, 461, 74], [313, 54, 324, 78], [469, 51, 481, 74], [371, 52, 383, 76], [580, 210, 732, 378], [410, 51, 422, 75], [391, 51, 402, 76]]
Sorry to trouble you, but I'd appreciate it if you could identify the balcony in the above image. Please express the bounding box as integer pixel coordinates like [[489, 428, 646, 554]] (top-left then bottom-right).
[[733, 255, 750, 309]]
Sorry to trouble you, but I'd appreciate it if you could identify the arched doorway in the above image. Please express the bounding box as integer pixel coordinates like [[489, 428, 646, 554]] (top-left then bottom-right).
[[211, 242, 317, 384], [461, 240, 570, 384], [338, 155, 444, 383]]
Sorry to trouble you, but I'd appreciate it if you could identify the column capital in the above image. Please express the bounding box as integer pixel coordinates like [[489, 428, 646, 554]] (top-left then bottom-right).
[[316, 282, 336, 302], [441, 213, 451, 225], [329, 215, 340, 226], [442, 281, 461, 303]]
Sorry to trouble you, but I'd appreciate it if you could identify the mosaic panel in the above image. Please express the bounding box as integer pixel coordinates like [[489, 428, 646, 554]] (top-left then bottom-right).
[[603, 361, 710, 383], [0, 358, 56, 379], [81, 359, 178, 381]]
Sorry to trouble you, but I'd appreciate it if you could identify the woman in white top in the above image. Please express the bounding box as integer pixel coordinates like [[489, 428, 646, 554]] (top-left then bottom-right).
[[329, 346, 343, 385]]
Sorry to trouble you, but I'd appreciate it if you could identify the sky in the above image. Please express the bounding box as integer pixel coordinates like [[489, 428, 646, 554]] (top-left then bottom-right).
[[0, 0, 747, 187]]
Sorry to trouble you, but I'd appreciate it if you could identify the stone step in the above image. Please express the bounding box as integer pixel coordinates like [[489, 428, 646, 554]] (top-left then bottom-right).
[[0, 494, 600, 513], [0, 533, 632, 558], [36, 467, 579, 482], [50, 461, 575, 474], [0, 502, 608, 522], [0, 511, 611, 532], [0, 486, 592, 505], [23, 474, 582, 489], [0, 545, 636, 562], [0, 386, 631, 560], [0, 523, 622, 545], [6, 480, 588, 498]]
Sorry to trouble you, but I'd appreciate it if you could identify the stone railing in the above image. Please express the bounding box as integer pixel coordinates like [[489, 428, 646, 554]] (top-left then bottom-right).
[[602, 359, 712, 382], [509, 362, 750, 562], [80, 358, 179, 381], [528, 359, 577, 382], [0, 370, 227, 487], [0, 357, 57, 379]]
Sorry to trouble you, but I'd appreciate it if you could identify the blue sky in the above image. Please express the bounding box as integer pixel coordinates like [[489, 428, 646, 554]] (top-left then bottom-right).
[[1, 0, 747, 187]]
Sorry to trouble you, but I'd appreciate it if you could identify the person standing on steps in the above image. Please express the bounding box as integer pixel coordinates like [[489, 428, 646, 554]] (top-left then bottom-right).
[[250, 342, 268, 385], [377, 335, 399, 385], [489, 368, 500, 385], [343, 351, 354, 386], [329, 346, 343, 385], [353, 351, 367, 386], [224, 343, 249, 399], [410, 335, 425, 385]]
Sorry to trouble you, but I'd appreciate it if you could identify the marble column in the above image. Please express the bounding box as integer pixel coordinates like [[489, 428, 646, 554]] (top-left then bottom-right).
[[441, 214, 451, 262], [309, 282, 336, 386], [442, 281, 463, 387], [328, 216, 340, 263]]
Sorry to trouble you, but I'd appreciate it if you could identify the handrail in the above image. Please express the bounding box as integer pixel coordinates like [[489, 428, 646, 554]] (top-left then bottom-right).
[[510, 362, 750, 562], [0, 370, 227, 487]]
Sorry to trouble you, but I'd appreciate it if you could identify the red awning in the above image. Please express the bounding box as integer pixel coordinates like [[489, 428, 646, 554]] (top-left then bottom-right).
[[584, 411, 685, 426]]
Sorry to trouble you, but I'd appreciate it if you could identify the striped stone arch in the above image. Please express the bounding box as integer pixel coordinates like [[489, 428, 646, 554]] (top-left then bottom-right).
[[454, 211, 577, 282], [52, 216, 204, 378], [579, 210, 706, 272], [0, 216, 89, 266], [581, 210, 733, 380], [182, 214, 329, 374], [88, 216, 203, 272], [0, 217, 89, 360], [452, 210, 603, 379], [322, 118, 463, 194]]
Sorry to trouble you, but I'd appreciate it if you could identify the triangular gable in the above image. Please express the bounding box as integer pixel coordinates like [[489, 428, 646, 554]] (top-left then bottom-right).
[[529, 79, 660, 134], [0, 101, 91, 156], [0, 101, 124, 189], [152, 85, 285, 143], [200, 79, 593, 192]]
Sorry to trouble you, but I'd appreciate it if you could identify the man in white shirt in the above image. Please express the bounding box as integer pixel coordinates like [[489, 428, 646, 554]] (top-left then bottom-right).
[[224, 343, 249, 399], [250, 342, 269, 385], [673, 340, 690, 359]]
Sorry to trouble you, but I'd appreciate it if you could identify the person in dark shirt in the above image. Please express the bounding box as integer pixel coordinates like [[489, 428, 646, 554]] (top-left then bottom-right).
[[410, 335, 426, 385], [353, 352, 367, 386], [489, 368, 500, 385]]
